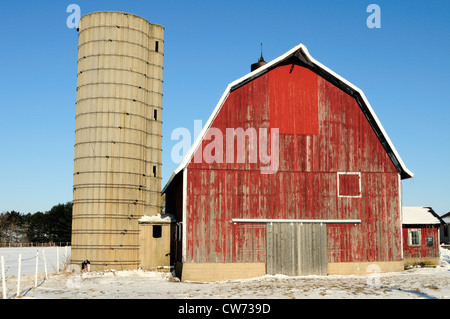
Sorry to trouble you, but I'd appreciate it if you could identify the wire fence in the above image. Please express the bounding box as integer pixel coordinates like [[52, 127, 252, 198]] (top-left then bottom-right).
[[0, 246, 71, 299], [0, 242, 71, 248]]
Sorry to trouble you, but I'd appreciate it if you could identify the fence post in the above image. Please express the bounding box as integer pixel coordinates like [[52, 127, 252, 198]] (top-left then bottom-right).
[[43, 249, 48, 279], [57, 246, 60, 273], [1, 256, 6, 299], [34, 250, 38, 287], [17, 254, 22, 297]]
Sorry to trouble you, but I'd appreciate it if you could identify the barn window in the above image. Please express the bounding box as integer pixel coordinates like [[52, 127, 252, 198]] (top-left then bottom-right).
[[408, 229, 420, 246], [153, 225, 162, 238], [153, 165, 157, 177], [155, 41, 159, 52], [154, 109, 157, 120], [337, 172, 361, 198]]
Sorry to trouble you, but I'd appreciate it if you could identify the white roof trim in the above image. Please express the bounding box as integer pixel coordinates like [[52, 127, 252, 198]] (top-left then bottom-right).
[[301, 45, 413, 179], [162, 43, 413, 193]]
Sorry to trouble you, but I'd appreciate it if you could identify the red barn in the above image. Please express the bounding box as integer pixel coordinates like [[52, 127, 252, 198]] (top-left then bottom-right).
[[164, 44, 413, 281], [402, 207, 441, 267]]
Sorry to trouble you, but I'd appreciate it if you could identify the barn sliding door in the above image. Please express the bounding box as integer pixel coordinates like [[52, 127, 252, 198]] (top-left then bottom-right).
[[266, 223, 328, 276]]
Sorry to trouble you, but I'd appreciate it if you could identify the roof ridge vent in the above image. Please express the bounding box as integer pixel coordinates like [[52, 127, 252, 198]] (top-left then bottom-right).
[[251, 42, 267, 72]]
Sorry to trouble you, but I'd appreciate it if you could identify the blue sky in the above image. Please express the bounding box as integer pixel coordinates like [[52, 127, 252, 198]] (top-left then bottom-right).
[[0, 0, 449, 216]]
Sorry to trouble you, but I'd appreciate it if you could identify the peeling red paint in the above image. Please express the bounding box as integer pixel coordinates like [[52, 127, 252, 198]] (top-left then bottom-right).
[[166, 62, 403, 265], [402, 227, 440, 260]]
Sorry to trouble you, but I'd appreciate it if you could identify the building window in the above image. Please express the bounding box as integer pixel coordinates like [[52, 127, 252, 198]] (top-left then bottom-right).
[[155, 41, 159, 52], [153, 165, 157, 177], [153, 225, 162, 238], [408, 229, 420, 246], [337, 172, 361, 198], [154, 109, 157, 120]]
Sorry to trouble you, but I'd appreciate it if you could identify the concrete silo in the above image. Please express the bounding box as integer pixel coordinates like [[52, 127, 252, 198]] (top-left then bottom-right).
[[71, 11, 164, 271]]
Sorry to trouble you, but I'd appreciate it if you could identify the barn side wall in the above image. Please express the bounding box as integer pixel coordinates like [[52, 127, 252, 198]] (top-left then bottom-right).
[[179, 64, 402, 279], [164, 172, 184, 263], [402, 226, 440, 266]]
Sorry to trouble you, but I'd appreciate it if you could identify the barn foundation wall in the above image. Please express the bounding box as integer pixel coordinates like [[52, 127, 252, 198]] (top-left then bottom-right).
[[176, 262, 266, 282], [175, 261, 406, 281], [403, 257, 440, 268], [328, 261, 404, 275]]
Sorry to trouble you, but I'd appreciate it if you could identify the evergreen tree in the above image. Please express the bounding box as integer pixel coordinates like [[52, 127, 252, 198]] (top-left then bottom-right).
[[46, 202, 72, 243], [0, 202, 72, 244]]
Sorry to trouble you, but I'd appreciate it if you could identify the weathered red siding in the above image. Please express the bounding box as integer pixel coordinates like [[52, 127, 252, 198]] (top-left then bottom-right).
[[402, 226, 440, 259], [182, 63, 402, 264], [269, 65, 319, 135]]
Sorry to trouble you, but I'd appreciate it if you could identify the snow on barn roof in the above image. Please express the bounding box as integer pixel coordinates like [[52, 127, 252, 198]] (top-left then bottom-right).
[[402, 207, 442, 225], [163, 43, 414, 193]]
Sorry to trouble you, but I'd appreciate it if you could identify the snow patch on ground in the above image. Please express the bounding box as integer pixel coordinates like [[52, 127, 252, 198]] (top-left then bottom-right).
[[440, 245, 450, 267], [2, 246, 450, 299]]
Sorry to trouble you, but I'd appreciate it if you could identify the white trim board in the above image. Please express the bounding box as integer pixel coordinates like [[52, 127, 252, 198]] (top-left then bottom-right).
[[337, 172, 362, 198], [231, 218, 361, 224]]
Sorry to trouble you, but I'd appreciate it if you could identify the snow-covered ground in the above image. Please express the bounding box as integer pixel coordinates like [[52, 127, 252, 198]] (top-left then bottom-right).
[[2, 246, 450, 299], [0, 246, 71, 276], [0, 246, 70, 298]]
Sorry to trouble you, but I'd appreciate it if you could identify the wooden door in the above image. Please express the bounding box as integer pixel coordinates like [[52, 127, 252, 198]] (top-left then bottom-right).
[[266, 223, 327, 276]]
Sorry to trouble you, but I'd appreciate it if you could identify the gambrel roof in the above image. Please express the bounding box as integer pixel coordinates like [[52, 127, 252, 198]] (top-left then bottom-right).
[[163, 43, 413, 193]]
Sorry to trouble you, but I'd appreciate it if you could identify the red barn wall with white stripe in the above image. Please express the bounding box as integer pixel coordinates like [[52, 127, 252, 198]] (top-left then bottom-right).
[[180, 63, 402, 265]]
